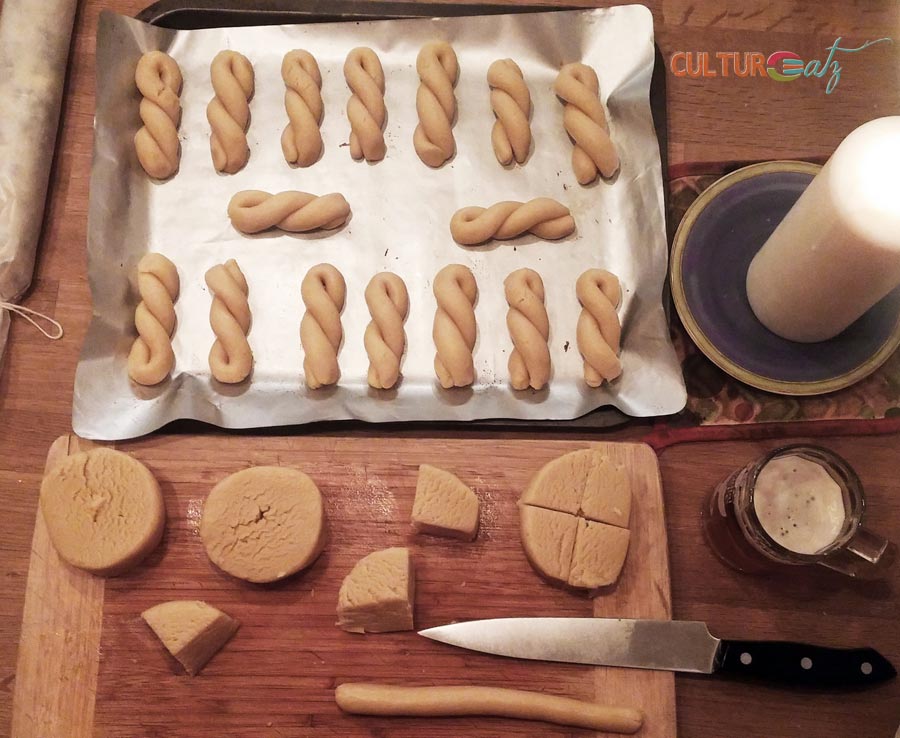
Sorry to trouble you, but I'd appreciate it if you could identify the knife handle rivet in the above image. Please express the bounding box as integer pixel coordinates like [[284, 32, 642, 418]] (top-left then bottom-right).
[[861, 662, 873, 675], [739, 652, 752, 665], [800, 657, 813, 670]]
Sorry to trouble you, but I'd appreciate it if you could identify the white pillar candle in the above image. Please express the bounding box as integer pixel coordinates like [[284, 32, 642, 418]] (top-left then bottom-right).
[[746, 116, 900, 343]]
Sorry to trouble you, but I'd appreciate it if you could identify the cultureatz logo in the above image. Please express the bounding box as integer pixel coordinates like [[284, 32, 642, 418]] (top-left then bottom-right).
[[670, 37, 892, 94]]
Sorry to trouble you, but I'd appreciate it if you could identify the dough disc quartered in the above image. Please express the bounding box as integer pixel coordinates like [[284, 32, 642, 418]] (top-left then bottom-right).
[[520, 447, 631, 527], [39, 447, 165, 576], [518, 448, 633, 590], [200, 466, 326, 583], [519, 505, 578, 585]]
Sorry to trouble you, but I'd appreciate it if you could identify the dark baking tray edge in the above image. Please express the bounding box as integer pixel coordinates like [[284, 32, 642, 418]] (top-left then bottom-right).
[[138, 0, 564, 27], [133, 0, 671, 433]]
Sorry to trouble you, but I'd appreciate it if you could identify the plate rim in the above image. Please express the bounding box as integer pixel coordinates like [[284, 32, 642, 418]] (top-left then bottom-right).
[[670, 160, 900, 397]]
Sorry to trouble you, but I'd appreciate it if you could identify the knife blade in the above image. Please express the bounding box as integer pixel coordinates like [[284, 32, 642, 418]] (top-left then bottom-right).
[[418, 617, 896, 688]]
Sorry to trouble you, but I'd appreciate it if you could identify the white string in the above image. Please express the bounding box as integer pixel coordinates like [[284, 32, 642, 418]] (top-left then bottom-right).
[[0, 301, 63, 340]]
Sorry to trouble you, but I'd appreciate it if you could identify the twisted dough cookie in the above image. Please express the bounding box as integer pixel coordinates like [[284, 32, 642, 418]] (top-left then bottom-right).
[[433, 264, 477, 389], [554, 63, 619, 184], [414, 42, 459, 168], [344, 47, 386, 162], [505, 268, 550, 391], [365, 273, 409, 390], [207, 51, 255, 174], [206, 259, 252, 384], [228, 190, 351, 234], [488, 59, 531, 166], [450, 198, 575, 246], [134, 52, 183, 180], [576, 269, 622, 386], [128, 253, 180, 386], [301, 264, 346, 390], [281, 49, 323, 167]]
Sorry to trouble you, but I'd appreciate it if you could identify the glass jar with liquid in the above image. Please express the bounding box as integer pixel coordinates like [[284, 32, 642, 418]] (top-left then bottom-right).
[[701, 445, 895, 578]]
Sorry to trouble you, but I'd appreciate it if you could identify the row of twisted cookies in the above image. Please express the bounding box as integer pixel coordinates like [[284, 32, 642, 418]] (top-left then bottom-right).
[[127, 255, 623, 391], [226, 189, 577, 246], [434, 265, 623, 390], [134, 46, 618, 183]]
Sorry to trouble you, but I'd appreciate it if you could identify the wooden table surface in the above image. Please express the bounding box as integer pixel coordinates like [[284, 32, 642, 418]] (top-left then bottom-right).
[[2, 1, 899, 736]]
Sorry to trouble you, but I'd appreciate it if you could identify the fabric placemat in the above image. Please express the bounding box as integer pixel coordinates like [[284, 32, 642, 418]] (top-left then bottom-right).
[[647, 159, 900, 450]]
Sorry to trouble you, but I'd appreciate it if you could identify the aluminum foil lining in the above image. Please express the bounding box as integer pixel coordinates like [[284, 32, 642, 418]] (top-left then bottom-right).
[[73, 6, 686, 440]]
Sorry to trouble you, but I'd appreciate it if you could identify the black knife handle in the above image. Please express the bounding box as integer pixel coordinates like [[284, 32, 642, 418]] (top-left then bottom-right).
[[718, 640, 896, 688]]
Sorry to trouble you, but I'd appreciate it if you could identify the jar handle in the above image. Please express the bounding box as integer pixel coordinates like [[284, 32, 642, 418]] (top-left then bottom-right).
[[818, 527, 896, 579]]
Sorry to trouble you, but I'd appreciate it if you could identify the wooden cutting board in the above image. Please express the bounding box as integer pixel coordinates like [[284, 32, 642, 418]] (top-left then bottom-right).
[[13, 435, 674, 738]]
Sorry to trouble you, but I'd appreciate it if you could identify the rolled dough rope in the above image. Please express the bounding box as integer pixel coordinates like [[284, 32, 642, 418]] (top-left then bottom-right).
[[504, 268, 550, 391], [206, 259, 252, 384], [344, 47, 386, 162], [335, 684, 643, 734], [134, 51, 183, 179], [576, 268, 622, 386], [364, 272, 409, 390], [450, 198, 575, 246], [281, 49, 323, 167], [207, 50, 254, 174], [227, 190, 351, 234], [432, 264, 477, 389], [554, 62, 619, 184], [414, 41, 459, 167], [487, 58, 531, 166], [301, 263, 346, 389], [127, 253, 180, 386]]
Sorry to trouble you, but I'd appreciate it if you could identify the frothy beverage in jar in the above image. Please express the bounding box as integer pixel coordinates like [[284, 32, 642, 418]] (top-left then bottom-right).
[[752, 455, 846, 555]]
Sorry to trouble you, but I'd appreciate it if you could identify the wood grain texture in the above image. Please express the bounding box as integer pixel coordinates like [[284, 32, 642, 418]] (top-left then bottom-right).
[[11, 436, 104, 738], [660, 436, 900, 738], [83, 437, 670, 737], [0, 1, 899, 737], [593, 442, 673, 738]]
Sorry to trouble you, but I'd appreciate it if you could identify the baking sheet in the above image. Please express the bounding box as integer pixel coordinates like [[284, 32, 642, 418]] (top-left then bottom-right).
[[73, 6, 686, 440]]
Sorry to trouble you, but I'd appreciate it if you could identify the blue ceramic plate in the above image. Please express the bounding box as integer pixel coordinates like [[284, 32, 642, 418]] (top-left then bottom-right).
[[671, 161, 900, 396]]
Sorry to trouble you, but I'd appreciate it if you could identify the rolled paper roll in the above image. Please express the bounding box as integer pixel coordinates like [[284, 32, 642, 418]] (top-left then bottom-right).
[[747, 116, 900, 342], [0, 0, 79, 364]]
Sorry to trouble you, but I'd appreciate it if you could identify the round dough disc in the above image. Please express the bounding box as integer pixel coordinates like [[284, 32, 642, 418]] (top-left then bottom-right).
[[200, 466, 326, 583], [39, 447, 165, 576]]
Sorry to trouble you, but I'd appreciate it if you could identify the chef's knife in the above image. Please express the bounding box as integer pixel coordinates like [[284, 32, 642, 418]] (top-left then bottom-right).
[[419, 618, 896, 688]]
